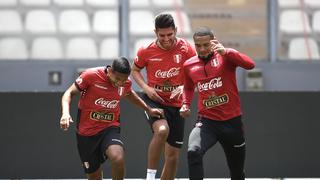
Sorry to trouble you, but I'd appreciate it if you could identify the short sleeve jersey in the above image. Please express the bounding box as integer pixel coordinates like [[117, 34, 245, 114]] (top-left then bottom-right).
[[134, 38, 196, 107], [75, 66, 132, 136]]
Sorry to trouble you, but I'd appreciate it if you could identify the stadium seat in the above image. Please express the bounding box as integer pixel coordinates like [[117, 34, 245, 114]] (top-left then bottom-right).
[[312, 11, 320, 34], [279, 10, 311, 35], [305, 0, 320, 9], [66, 38, 98, 59], [20, 0, 51, 7], [277, 0, 300, 9], [0, 0, 17, 7], [59, 10, 90, 34], [53, 0, 84, 7], [100, 38, 119, 59], [25, 10, 57, 34], [0, 10, 23, 34], [0, 38, 28, 60], [151, 0, 184, 8], [130, 0, 150, 8], [31, 37, 63, 60], [130, 10, 154, 36], [165, 11, 192, 36], [288, 38, 320, 60], [93, 10, 118, 35], [85, 0, 117, 7]]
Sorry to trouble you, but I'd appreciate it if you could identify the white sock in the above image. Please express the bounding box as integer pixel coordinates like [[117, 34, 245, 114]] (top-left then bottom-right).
[[146, 169, 157, 180]]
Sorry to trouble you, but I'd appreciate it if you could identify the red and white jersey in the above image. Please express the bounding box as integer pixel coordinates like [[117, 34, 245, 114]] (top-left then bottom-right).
[[75, 66, 132, 136], [183, 48, 255, 121], [134, 38, 196, 107]]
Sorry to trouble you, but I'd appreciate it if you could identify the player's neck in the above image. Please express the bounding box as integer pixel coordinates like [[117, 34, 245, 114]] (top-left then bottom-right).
[[156, 38, 177, 50]]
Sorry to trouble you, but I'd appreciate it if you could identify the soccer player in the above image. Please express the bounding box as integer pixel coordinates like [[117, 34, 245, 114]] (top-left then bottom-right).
[[180, 27, 255, 180], [131, 13, 196, 180], [60, 57, 163, 180]]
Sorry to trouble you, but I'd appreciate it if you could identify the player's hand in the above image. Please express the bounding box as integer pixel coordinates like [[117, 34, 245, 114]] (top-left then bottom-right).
[[144, 86, 165, 103], [146, 107, 164, 119], [179, 104, 191, 118], [170, 85, 183, 100], [210, 40, 226, 55], [60, 113, 73, 131]]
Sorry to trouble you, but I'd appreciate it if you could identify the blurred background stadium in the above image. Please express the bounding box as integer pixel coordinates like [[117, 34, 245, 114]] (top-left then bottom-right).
[[0, 0, 320, 179], [0, 0, 319, 91]]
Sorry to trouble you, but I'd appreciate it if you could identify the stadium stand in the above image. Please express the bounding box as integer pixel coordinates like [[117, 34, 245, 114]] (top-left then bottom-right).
[[93, 10, 119, 35], [31, 37, 63, 59], [25, 10, 57, 34], [0, 37, 28, 59], [288, 37, 320, 60], [100, 37, 119, 59], [65, 37, 98, 59], [0, 10, 23, 34], [20, 0, 51, 7]]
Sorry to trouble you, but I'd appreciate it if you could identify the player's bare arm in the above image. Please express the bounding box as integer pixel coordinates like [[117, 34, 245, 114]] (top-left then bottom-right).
[[131, 64, 164, 103], [125, 90, 164, 118], [60, 83, 79, 131]]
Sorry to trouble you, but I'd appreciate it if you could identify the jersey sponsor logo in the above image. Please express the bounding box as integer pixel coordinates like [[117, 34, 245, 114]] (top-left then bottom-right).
[[94, 84, 108, 90], [154, 81, 180, 92], [155, 67, 180, 78], [90, 111, 114, 121], [155, 85, 179, 92], [95, 98, 119, 108], [197, 77, 222, 92], [173, 54, 182, 63], [203, 93, 229, 108]]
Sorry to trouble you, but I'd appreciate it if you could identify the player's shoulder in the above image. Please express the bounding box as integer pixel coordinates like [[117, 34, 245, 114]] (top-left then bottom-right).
[[81, 66, 103, 75], [137, 40, 156, 53], [183, 56, 199, 67]]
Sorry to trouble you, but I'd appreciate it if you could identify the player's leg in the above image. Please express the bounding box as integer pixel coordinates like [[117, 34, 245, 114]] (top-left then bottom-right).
[[86, 167, 103, 180], [140, 93, 169, 180], [147, 119, 169, 179], [188, 118, 217, 180], [101, 126, 125, 180], [220, 116, 246, 180], [105, 144, 125, 180], [76, 132, 105, 180], [160, 107, 184, 179], [161, 143, 180, 180]]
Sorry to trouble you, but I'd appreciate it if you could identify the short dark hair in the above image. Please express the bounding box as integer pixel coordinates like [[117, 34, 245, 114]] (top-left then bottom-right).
[[154, 13, 176, 29], [193, 27, 215, 39], [111, 57, 131, 74]]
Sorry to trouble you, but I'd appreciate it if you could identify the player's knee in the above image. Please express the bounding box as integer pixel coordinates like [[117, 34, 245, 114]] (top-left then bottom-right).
[[154, 124, 169, 140], [112, 154, 125, 166]]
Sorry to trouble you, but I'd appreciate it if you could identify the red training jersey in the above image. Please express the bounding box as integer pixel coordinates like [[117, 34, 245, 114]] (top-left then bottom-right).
[[75, 66, 132, 136], [134, 38, 196, 107], [183, 48, 255, 121]]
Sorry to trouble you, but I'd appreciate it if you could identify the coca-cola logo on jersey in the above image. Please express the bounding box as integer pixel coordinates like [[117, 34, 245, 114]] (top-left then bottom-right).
[[197, 77, 222, 92], [155, 68, 180, 78], [95, 98, 119, 108]]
